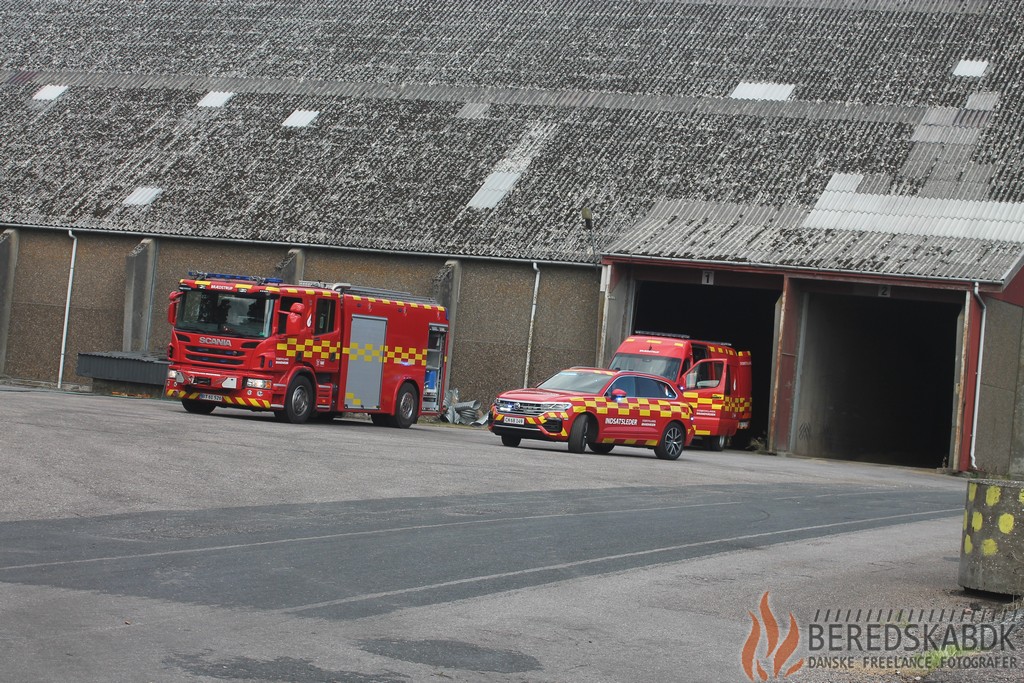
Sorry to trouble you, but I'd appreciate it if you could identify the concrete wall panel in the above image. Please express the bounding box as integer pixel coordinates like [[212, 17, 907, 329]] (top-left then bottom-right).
[[6, 230, 136, 385]]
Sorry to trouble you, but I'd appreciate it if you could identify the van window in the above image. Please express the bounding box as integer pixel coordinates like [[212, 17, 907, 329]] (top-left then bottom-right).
[[686, 360, 725, 390], [608, 353, 681, 382], [692, 344, 708, 363]]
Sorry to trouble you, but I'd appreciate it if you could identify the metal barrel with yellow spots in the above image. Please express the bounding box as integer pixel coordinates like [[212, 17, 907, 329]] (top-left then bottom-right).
[[958, 479, 1024, 595]]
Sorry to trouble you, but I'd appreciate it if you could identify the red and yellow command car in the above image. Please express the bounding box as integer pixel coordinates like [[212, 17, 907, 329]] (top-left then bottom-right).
[[489, 368, 695, 460]]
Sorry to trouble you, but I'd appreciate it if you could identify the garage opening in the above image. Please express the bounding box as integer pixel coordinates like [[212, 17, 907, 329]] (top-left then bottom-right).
[[792, 292, 960, 468], [631, 280, 780, 449]]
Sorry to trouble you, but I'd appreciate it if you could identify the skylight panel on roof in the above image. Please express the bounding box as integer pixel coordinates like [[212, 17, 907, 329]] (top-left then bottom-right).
[[282, 110, 319, 128], [197, 91, 234, 108], [33, 85, 68, 101], [467, 171, 522, 209], [123, 187, 163, 206], [729, 82, 794, 101], [953, 60, 989, 78]]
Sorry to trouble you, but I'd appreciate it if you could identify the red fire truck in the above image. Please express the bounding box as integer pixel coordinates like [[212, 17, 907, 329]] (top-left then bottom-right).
[[164, 273, 449, 426], [609, 332, 751, 450]]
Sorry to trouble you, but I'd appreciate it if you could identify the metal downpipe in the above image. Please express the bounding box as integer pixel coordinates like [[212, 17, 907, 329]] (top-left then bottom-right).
[[524, 262, 541, 387], [58, 230, 78, 389], [969, 282, 986, 470]]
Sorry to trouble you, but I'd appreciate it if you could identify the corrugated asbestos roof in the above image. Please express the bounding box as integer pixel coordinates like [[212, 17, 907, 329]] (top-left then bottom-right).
[[1, 0, 1024, 282]]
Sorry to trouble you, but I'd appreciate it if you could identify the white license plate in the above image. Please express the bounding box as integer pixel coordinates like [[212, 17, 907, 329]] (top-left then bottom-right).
[[503, 416, 525, 425], [198, 393, 223, 402]]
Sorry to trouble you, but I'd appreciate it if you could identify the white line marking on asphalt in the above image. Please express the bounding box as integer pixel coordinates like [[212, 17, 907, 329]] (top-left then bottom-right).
[[0, 500, 746, 571], [278, 508, 961, 614]]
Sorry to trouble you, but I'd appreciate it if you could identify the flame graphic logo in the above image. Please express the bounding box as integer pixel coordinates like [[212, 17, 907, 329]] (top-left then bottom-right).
[[741, 592, 804, 681]]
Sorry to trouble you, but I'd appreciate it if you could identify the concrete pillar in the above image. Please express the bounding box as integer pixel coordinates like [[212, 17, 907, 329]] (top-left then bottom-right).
[[123, 238, 159, 353], [276, 248, 306, 284], [432, 259, 462, 402], [597, 263, 633, 366], [0, 229, 19, 375], [959, 479, 1024, 595]]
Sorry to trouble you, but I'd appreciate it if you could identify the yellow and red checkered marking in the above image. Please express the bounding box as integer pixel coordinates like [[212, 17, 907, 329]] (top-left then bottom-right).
[[277, 337, 342, 360], [386, 346, 427, 365], [570, 396, 690, 419]]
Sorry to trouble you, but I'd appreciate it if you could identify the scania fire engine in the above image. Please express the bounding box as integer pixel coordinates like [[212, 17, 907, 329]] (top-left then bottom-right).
[[609, 332, 752, 450], [164, 273, 448, 426]]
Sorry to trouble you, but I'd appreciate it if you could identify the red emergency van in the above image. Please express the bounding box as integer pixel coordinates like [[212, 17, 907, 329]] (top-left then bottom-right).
[[609, 332, 751, 450]]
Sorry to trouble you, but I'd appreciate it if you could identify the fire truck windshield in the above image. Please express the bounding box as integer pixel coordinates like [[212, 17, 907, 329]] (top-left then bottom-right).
[[608, 353, 681, 381], [175, 290, 274, 339]]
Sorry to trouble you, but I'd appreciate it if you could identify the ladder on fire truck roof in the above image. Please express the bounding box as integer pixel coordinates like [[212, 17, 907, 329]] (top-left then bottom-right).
[[299, 280, 441, 307]]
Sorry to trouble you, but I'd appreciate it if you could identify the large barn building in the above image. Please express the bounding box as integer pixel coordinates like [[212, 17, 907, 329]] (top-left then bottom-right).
[[3, 0, 1024, 474]]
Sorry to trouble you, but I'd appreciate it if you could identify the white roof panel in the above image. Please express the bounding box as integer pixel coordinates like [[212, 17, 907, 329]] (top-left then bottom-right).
[[197, 91, 234, 108], [123, 187, 163, 206], [33, 85, 68, 101], [282, 110, 319, 128]]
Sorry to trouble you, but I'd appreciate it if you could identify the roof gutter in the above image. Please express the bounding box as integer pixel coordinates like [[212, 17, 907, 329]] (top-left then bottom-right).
[[602, 252, 1006, 288], [969, 281, 987, 471]]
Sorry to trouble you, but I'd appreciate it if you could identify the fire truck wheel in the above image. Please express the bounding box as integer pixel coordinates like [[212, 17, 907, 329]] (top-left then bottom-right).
[[181, 398, 215, 415], [277, 375, 313, 424], [392, 382, 419, 428], [500, 435, 521, 447], [655, 422, 686, 460], [568, 415, 592, 454], [705, 434, 727, 452], [589, 442, 614, 454]]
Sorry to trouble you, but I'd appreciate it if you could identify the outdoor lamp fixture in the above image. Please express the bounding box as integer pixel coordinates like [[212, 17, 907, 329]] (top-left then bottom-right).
[[581, 206, 593, 231]]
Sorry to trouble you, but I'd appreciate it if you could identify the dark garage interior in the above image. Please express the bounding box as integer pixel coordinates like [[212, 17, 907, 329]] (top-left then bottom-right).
[[791, 292, 961, 468], [631, 281, 962, 467], [631, 280, 780, 449]]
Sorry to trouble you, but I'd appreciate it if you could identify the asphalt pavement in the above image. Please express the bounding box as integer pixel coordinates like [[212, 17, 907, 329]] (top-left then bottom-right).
[[0, 385, 1019, 682]]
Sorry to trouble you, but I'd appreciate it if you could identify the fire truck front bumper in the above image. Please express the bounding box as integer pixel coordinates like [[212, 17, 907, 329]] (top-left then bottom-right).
[[165, 369, 279, 409]]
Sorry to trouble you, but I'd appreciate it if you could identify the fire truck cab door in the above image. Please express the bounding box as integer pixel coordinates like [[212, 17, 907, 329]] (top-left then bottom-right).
[[345, 315, 386, 410], [682, 358, 735, 438]]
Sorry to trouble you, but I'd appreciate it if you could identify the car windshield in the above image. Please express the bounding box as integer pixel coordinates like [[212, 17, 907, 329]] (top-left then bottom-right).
[[175, 289, 274, 338], [537, 370, 612, 394], [609, 353, 681, 381]]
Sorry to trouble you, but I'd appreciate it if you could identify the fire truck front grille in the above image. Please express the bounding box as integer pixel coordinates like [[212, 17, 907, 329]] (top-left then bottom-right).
[[184, 345, 245, 366]]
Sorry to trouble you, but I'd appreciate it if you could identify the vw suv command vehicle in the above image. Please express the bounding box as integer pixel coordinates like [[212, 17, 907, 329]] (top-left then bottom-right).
[[490, 368, 694, 460]]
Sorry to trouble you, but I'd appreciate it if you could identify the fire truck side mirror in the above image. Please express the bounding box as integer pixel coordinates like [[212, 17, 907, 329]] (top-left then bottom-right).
[[167, 291, 181, 325], [286, 302, 306, 335]]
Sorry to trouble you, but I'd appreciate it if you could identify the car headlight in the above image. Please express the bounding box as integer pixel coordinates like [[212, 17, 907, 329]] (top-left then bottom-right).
[[245, 378, 273, 389], [167, 369, 185, 383], [541, 402, 572, 412]]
